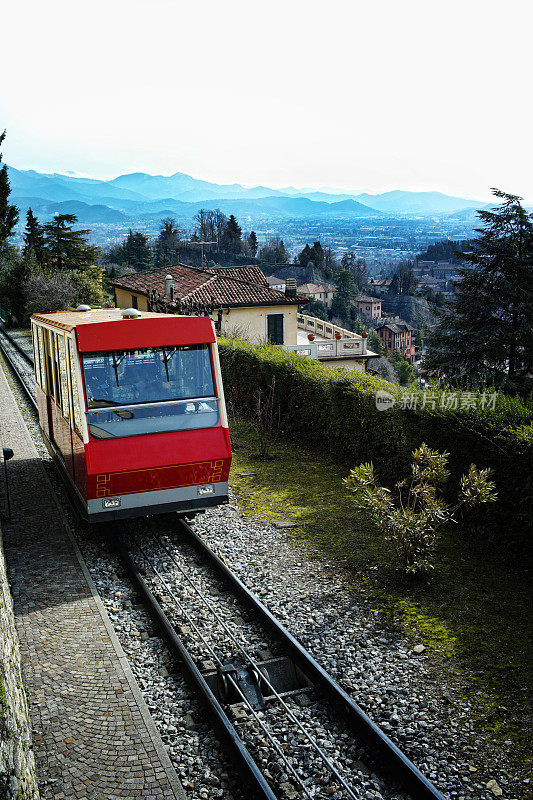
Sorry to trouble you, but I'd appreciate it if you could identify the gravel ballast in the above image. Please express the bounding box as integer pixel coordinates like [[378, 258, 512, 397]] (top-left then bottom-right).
[[1, 352, 528, 800]]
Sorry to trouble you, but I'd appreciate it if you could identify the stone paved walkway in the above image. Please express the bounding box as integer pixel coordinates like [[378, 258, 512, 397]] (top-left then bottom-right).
[[0, 363, 185, 800]]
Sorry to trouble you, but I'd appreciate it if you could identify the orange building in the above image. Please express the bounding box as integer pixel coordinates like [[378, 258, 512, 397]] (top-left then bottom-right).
[[377, 319, 416, 361]]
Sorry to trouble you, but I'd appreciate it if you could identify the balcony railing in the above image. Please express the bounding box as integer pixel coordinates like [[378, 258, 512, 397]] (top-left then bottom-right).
[[283, 337, 368, 360], [297, 313, 359, 341]]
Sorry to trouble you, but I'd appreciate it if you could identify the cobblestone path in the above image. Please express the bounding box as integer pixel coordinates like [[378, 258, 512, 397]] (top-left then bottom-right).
[[0, 364, 184, 799]]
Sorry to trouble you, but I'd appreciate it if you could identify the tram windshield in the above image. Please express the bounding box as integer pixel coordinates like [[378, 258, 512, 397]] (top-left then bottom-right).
[[82, 345, 219, 439], [82, 345, 214, 408]]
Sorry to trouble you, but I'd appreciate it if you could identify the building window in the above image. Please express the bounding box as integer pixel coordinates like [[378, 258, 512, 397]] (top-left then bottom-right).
[[131, 294, 138, 309], [267, 313, 284, 345]]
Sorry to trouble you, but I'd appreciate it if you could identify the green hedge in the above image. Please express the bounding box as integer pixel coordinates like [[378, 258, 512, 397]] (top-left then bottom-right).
[[219, 339, 533, 547]]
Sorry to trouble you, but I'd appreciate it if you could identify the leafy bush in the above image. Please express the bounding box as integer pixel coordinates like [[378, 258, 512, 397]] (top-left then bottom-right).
[[344, 444, 497, 573], [218, 339, 533, 550]]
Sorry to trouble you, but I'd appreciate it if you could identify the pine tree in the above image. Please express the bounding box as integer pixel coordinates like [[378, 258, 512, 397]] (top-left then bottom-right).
[[425, 190, 533, 390], [23, 208, 47, 266], [44, 213, 100, 271], [222, 215, 243, 255], [0, 130, 19, 251]]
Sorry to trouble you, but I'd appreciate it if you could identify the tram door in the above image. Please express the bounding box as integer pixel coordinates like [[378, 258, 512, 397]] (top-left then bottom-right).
[[44, 329, 75, 478], [42, 327, 56, 442]]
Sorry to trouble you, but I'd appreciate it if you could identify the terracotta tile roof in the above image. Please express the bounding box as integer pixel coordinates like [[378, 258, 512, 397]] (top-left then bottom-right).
[[110, 263, 212, 296], [355, 295, 381, 303], [110, 263, 306, 309], [297, 283, 336, 293], [209, 265, 269, 286]]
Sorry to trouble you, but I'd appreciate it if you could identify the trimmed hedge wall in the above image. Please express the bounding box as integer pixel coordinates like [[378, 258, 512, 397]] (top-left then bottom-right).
[[219, 339, 533, 545]]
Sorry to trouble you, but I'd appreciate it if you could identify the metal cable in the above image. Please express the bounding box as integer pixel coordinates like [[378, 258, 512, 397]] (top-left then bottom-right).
[[140, 527, 357, 800], [128, 534, 316, 798]]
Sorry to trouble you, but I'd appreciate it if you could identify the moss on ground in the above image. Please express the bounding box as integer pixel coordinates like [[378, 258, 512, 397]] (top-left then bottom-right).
[[228, 418, 532, 767]]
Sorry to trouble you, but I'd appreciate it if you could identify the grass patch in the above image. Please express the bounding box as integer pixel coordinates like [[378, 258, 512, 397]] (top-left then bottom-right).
[[228, 417, 532, 766]]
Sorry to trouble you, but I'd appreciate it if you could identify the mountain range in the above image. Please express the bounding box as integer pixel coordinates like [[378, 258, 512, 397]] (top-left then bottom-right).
[[7, 165, 485, 225]]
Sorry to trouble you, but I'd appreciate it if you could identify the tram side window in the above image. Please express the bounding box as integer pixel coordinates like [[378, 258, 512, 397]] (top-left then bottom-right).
[[68, 340, 84, 435], [57, 335, 70, 419], [37, 326, 47, 392], [50, 332, 62, 409], [32, 326, 42, 388]]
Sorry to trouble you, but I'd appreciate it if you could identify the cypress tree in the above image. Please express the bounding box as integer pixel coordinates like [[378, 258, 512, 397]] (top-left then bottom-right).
[[23, 208, 47, 266], [247, 231, 258, 257], [0, 130, 19, 251]]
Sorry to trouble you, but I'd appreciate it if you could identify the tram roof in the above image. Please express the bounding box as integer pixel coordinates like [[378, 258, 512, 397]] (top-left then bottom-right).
[[31, 308, 216, 351]]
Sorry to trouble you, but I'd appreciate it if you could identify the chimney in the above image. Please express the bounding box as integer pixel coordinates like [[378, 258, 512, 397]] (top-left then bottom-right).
[[164, 274, 172, 298], [169, 283, 175, 302], [285, 278, 297, 298]]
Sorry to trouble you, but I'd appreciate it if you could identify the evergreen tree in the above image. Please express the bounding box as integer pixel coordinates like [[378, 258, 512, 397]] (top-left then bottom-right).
[[425, 190, 533, 390], [23, 208, 47, 266], [340, 252, 368, 291], [297, 241, 325, 271], [304, 299, 328, 320], [44, 213, 100, 271], [323, 246, 338, 278], [154, 218, 181, 267], [310, 241, 324, 270], [0, 130, 19, 252], [389, 349, 415, 386], [258, 237, 290, 265], [246, 231, 258, 258], [388, 273, 400, 295], [123, 229, 152, 270], [368, 329, 384, 355], [331, 270, 358, 321], [298, 243, 313, 267], [388, 262, 417, 295], [0, 249, 35, 325], [222, 215, 243, 254]]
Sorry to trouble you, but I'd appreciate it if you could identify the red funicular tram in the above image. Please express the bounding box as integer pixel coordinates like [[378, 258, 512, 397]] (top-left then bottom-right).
[[30, 307, 232, 521]]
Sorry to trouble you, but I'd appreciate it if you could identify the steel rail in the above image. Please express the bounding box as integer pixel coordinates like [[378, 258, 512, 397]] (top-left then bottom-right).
[[128, 533, 318, 800], [144, 525, 360, 799], [0, 328, 38, 411], [113, 535, 279, 800], [0, 326, 34, 366], [175, 518, 447, 800]]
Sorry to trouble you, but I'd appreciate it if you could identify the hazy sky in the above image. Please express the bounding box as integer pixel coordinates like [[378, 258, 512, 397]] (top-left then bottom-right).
[[2, 0, 532, 201]]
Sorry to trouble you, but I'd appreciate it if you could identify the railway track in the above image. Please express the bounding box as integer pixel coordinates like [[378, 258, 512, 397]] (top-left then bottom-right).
[[0, 329, 447, 800], [0, 326, 38, 410]]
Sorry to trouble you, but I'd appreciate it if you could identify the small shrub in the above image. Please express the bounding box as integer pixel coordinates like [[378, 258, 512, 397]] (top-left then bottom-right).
[[344, 443, 497, 574]]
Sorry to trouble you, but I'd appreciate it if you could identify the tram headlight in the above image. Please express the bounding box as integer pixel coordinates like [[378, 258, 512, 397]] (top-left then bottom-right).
[[197, 485, 215, 496], [102, 497, 121, 508]]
